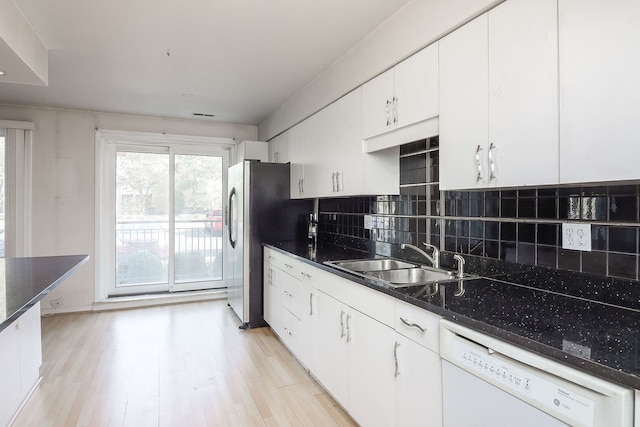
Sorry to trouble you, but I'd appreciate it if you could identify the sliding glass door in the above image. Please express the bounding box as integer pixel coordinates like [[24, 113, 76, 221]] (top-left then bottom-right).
[[110, 143, 227, 296]]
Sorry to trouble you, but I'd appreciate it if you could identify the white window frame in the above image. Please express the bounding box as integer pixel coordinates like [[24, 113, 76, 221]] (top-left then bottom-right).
[[95, 129, 234, 301], [1, 120, 34, 258]]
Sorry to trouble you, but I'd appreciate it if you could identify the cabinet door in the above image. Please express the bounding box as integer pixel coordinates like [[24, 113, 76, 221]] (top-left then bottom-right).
[[263, 262, 275, 326], [314, 101, 340, 197], [439, 14, 489, 190], [0, 323, 21, 427], [488, 0, 559, 187], [268, 131, 290, 164], [559, 0, 640, 184], [348, 310, 397, 427], [289, 116, 315, 198], [395, 335, 442, 427], [18, 303, 42, 396], [395, 42, 439, 129], [336, 88, 364, 196], [314, 291, 349, 407], [362, 68, 395, 139]]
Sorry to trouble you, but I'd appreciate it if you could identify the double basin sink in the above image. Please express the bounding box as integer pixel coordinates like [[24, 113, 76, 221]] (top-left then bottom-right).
[[325, 257, 471, 288]]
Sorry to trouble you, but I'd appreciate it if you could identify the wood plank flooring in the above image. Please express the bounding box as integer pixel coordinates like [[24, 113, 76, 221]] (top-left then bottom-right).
[[12, 300, 357, 427]]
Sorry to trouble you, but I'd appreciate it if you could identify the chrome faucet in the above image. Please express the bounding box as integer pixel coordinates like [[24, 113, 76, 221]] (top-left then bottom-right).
[[401, 243, 440, 269], [453, 254, 466, 278]]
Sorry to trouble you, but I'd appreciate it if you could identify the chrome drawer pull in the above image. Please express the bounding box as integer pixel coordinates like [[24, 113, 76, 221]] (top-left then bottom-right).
[[400, 317, 426, 334], [340, 310, 346, 338], [394, 341, 401, 377], [475, 144, 484, 182], [488, 142, 497, 181]]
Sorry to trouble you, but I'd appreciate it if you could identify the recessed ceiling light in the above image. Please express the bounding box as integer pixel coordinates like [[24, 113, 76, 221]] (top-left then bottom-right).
[[193, 112, 215, 118], [0, 70, 5, 76]]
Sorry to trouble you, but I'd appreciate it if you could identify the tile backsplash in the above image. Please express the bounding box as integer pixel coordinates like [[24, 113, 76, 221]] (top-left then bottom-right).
[[318, 137, 640, 280]]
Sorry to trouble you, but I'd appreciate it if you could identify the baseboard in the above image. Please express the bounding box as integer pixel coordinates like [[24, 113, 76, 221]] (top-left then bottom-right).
[[92, 289, 227, 312]]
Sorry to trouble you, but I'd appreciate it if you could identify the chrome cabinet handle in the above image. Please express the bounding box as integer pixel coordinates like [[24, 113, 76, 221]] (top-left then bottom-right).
[[283, 327, 293, 336], [301, 178, 305, 194], [393, 96, 398, 125], [309, 293, 314, 315], [335, 172, 341, 192], [400, 317, 426, 334], [332, 172, 337, 192], [475, 145, 484, 182], [340, 310, 346, 338], [488, 143, 497, 181], [300, 271, 312, 278], [386, 99, 391, 126], [284, 263, 293, 269], [394, 342, 401, 377], [284, 290, 294, 298], [346, 313, 352, 342]]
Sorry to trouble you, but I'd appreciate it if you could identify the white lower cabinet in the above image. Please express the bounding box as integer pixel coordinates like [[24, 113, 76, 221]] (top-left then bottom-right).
[[347, 308, 397, 427], [315, 289, 397, 427], [263, 248, 316, 371], [0, 302, 43, 427], [265, 249, 445, 426], [314, 291, 350, 406], [395, 300, 442, 427]]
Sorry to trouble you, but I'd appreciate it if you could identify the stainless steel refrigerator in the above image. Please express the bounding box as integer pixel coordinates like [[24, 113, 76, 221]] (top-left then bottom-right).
[[225, 160, 312, 328]]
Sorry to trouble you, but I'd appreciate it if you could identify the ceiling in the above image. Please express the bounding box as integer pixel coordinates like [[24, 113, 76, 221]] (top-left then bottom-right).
[[0, 0, 411, 125]]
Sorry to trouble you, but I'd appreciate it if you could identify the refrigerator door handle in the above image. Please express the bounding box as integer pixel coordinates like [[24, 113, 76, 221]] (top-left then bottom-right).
[[228, 187, 237, 248]]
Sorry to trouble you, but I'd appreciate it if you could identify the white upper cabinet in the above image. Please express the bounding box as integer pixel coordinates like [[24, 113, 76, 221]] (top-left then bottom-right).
[[439, 14, 489, 191], [268, 131, 290, 164], [362, 68, 396, 139], [288, 87, 398, 199], [559, 0, 640, 184], [289, 115, 316, 199], [488, 0, 559, 188], [439, 0, 559, 190], [394, 43, 439, 130], [315, 88, 367, 197], [362, 43, 439, 152]]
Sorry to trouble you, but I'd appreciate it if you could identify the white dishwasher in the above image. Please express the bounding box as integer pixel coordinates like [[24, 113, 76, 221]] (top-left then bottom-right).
[[440, 320, 634, 427]]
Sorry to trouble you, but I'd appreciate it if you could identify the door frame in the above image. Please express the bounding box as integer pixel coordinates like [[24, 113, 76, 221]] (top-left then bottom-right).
[[95, 129, 234, 302]]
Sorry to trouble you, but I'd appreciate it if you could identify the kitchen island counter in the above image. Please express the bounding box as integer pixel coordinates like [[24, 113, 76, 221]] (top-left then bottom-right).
[[0, 255, 89, 332]]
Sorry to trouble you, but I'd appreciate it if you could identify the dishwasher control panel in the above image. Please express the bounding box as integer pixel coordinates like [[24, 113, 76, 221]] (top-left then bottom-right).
[[451, 338, 596, 427]]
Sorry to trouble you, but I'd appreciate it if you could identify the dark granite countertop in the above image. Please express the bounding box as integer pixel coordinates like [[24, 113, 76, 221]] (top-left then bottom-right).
[[264, 241, 640, 390], [0, 255, 89, 332]]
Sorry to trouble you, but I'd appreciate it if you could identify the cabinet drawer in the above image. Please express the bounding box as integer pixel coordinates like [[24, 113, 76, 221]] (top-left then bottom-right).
[[264, 247, 300, 274], [395, 300, 441, 353], [317, 274, 396, 327], [279, 307, 304, 354], [279, 275, 311, 321]]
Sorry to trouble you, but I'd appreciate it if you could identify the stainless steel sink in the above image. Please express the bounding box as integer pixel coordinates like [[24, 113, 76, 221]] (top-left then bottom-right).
[[367, 267, 455, 285], [329, 258, 417, 272], [325, 257, 471, 288]]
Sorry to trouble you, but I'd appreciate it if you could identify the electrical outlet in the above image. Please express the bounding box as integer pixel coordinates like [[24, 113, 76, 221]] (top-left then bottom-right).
[[364, 215, 373, 230], [51, 298, 64, 308], [562, 223, 591, 251]]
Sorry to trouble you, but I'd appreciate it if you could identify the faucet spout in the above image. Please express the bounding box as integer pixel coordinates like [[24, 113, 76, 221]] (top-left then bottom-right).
[[401, 243, 440, 269]]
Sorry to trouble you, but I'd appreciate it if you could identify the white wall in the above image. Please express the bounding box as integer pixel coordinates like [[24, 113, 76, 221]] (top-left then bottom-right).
[[0, 104, 257, 313], [257, 0, 504, 141]]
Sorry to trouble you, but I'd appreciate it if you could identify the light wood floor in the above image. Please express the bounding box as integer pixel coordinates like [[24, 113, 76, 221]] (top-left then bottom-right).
[[12, 300, 357, 427]]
